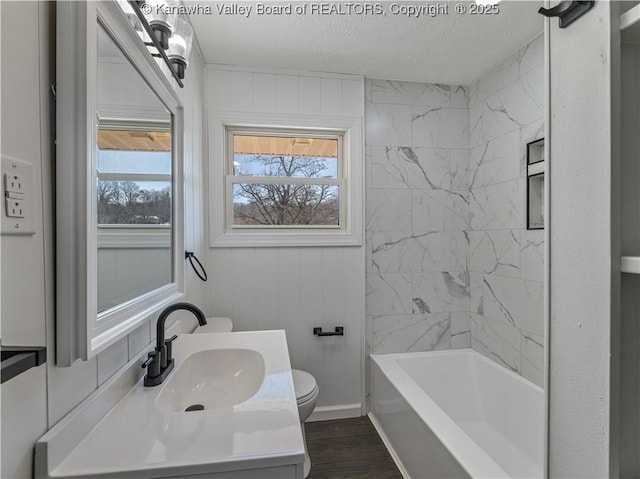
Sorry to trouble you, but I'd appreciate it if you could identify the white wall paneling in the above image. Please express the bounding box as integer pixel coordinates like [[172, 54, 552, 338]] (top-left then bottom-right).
[[206, 66, 365, 414]]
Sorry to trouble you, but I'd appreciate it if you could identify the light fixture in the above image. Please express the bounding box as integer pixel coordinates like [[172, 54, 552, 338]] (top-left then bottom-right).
[[125, 0, 186, 87], [116, 0, 151, 43], [166, 17, 193, 80], [139, 0, 178, 50]]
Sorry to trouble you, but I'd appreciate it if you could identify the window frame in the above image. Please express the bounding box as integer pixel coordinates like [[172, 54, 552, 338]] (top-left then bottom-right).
[[209, 111, 363, 247], [226, 127, 345, 231]]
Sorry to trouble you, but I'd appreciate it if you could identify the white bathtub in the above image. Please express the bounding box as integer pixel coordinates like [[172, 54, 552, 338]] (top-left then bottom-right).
[[370, 349, 543, 479]]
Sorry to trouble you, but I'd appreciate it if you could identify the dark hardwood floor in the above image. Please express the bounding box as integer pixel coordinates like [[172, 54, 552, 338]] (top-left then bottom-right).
[[305, 416, 403, 479]]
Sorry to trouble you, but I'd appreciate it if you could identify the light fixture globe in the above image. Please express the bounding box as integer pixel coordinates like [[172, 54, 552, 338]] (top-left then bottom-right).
[[140, 0, 178, 50], [167, 17, 193, 80], [117, 0, 152, 43]]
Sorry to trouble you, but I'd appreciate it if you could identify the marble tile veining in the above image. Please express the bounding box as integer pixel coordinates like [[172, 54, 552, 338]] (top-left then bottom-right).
[[521, 330, 544, 387], [474, 53, 520, 108], [413, 190, 469, 231], [450, 149, 471, 190], [366, 273, 413, 316], [521, 230, 545, 282], [469, 230, 521, 278], [518, 34, 544, 77], [370, 231, 463, 273], [370, 146, 451, 190], [469, 179, 523, 231], [412, 272, 470, 314], [371, 80, 451, 108], [469, 129, 520, 189], [481, 65, 545, 143], [482, 275, 544, 336], [411, 107, 469, 149], [471, 314, 521, 374], [470, 272, 484, 315], [451, 312, 471, 349], [450, 85, 470, 109], [371, 313, 451, 354], [469, 102, 483, 148]]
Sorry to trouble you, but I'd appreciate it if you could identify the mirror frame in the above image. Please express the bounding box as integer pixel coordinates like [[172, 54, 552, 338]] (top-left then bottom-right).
[[56, 1, 185, 366]]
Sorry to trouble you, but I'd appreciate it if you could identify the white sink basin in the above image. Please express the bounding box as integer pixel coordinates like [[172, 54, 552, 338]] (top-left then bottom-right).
[[156, 348, 266, 412]]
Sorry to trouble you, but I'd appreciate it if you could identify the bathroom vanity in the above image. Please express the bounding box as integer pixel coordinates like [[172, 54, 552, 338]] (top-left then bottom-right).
[[34, 331, 305, 478]]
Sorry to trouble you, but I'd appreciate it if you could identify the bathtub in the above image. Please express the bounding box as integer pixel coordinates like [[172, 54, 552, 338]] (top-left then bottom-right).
[[370, 349, 543, 479]]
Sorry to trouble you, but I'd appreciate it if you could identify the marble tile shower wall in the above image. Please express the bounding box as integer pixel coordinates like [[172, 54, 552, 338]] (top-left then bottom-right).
[[365, 80, 472, 357], [365, 34, 545, 387], [468, 34, 544, 387]]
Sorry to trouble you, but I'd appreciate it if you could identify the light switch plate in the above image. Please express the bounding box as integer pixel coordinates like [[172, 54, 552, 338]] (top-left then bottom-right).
[[2, 155, 35, 235]]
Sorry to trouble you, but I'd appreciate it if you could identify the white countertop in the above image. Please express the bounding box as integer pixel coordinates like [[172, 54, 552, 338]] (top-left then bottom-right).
[[38, 331, 304, 478]]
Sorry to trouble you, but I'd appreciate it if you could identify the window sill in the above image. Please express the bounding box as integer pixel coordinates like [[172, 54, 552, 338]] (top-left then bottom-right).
[[210, 231, 362, 248]]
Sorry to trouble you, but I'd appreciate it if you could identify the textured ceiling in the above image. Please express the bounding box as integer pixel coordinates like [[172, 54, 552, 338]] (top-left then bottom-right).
[[188, 1, 543, 85]]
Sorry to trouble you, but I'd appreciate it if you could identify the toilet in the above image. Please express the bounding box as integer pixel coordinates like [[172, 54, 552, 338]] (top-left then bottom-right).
[[291, 368, 319, 478], [195, 318, 319, 477]]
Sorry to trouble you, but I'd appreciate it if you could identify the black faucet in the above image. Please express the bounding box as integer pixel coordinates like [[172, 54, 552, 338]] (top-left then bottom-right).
[[142, 302, 207, 387]]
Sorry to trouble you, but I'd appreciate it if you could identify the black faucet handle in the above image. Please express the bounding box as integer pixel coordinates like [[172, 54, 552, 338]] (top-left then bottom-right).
[[142, 350, 161, 378], [164, 335, 178, 365], [141, 352, 155, 368]]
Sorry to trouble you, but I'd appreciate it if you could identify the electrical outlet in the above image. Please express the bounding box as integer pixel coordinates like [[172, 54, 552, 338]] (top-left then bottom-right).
[[4, 173, 25, 195], [5, 198, 25, 218], [1, 155, 35, 235]]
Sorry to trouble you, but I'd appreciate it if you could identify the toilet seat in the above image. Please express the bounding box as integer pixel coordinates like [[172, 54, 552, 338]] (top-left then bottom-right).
[[292, 369, 318, 404]]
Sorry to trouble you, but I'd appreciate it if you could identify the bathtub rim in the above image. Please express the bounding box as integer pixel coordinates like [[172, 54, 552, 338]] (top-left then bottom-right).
[[370, 348, 544, 479]]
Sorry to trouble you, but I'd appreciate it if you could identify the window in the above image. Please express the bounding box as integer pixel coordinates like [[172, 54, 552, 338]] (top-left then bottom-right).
[[227, 129, 344, 229], [210, 112, 363, 247], [97, 123, 172, 226]]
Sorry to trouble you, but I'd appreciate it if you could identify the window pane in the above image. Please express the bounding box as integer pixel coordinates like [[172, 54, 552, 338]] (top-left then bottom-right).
[[98, 180, 171, 225], [232, 134, 338, 178], [233, 183, 339, 226], [98, 150, 172, 175]]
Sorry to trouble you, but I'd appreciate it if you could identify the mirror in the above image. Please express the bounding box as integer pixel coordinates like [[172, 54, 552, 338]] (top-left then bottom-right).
[[96, 24, 173, 313], [56, 1, 184, 365]]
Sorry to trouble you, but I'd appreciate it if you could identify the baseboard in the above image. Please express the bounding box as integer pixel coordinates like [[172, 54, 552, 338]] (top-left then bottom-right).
[[307, 403, 362, 422], [368, 412, 410, 479]]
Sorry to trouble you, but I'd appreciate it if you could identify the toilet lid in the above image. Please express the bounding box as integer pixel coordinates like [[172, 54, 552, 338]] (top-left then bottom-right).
[[292, 369, 318, 402], [194, 317, 233, 333]]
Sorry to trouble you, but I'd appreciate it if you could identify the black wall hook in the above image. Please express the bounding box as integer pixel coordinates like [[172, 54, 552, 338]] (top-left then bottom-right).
[[538, 1, 595, 28], [185, 251, 208, 282]]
